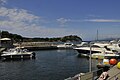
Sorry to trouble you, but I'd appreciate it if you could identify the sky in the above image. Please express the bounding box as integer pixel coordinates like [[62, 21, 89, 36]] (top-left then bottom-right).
[[0, 0, 120, 40]]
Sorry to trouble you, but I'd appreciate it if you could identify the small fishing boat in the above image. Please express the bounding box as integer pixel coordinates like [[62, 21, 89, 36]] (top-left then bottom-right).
[[1, 48, 35, 60]]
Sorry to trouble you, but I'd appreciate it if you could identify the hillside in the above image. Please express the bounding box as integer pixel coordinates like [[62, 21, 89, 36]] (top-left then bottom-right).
[[0, 31, 82, 42]]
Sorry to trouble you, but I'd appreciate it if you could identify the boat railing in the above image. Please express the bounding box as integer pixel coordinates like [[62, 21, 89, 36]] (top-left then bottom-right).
[[65, 68, 103, 80]]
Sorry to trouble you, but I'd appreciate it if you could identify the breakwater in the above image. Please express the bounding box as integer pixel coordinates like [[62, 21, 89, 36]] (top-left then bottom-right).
[[14, 42, 58, 50]]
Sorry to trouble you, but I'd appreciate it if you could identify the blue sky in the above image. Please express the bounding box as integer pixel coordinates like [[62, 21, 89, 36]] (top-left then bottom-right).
[[0, 0, 120, 40]]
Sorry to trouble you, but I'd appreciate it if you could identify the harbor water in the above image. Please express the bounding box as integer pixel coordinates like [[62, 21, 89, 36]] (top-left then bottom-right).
[[0, 49, 98, 80]]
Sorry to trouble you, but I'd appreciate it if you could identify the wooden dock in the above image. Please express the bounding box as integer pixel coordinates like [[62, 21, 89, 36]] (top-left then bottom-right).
[[65, 69, 103, 80], [107, 65, 120, 80], [65, 65, 120, 80]]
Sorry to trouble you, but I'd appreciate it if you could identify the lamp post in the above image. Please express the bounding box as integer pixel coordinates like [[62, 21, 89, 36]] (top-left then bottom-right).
[[89, 42, 92, 72]]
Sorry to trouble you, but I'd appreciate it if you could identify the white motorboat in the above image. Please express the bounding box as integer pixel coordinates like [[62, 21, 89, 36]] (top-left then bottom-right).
[[57, 42, 75, 49], [75, 42, 112, 53], [1, 48, 35, 60], [76, 42, 89, 47], [74, 42, 118, 57]]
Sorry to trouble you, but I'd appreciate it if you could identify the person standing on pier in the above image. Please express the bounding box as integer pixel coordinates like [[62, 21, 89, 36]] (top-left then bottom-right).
[[97, 65, 110, 80], [97, 71, 109, 80]]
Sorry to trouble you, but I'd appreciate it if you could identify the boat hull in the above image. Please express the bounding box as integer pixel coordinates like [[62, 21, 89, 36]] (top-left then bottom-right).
[[75, 49, 101, 54], [75, 48, 101, 57], [92, 53, 120, 59], [1, 52, 35, 60]]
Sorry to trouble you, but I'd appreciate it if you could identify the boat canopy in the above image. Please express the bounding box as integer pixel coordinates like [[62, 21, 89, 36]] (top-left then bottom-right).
[[0, 38, 11, 41], [93, 43, 109, 48]]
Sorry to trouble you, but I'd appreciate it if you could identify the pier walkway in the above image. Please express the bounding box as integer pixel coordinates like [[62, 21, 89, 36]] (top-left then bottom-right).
[[65, 69, 103, 80], [107, 65, 120, 80], [65, 65, 120, 80]]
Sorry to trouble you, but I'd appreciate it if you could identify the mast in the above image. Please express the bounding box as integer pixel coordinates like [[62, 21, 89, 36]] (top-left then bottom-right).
[[0, 30, 1, 47], [97, 29, 98, 41], [0, 30, 1, 38], [89, 42, 92, 72]]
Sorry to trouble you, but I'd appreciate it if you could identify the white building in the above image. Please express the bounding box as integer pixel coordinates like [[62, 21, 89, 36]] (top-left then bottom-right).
[[0, 38, 14, 48]]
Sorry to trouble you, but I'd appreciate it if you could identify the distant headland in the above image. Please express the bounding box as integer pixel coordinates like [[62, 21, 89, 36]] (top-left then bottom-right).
[[0, 31, 82, 42]]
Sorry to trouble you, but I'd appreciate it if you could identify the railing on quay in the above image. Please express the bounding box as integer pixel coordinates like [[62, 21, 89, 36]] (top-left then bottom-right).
[[65, 68, 103, 80]]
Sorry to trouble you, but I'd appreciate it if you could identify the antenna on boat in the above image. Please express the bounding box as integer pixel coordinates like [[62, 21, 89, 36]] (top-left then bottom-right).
[[0, 30, 1, 47], [97, 29, 98, 41], [0, 30, 1, 39]]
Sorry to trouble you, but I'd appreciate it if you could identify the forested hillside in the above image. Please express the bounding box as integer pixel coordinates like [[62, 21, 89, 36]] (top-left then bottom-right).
[[1, 31, 82, 42]]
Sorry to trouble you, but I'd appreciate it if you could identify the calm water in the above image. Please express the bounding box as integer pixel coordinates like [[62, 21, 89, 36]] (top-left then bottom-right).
[[0, 49, 98, 80]]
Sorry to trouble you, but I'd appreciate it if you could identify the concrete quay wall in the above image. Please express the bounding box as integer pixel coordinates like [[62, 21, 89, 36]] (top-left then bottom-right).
[[14, 42, 58, 50]]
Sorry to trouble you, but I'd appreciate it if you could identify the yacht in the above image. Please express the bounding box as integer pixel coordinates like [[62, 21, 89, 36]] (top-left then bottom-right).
[[1, 48, 35, 60], [74, 42, 115, 56]]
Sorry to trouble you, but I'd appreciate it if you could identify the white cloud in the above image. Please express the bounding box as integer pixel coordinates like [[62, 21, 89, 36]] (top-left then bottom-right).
[[85, 19, 120, 22], [57, 18, 70, 24], [0, 0, 7, 5], [0, 7, 39, 22], [57, 18, 120, 23], [0, 7, 79, 37], [0, 7, 41, 37], [56, 18, 83, 26]]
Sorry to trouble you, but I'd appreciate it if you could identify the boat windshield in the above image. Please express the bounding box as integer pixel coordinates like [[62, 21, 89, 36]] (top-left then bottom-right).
[[91, 45, 101, 48], [118, 44, 120, 47], [105, 52, 113, 54], [112, 50, 118, 53], [104, 46, 111, 51], [65, 43, 73, 45]]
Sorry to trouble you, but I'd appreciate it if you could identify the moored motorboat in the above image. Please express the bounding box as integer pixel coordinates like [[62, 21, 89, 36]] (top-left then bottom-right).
[[74, 42, 117, 57], [57, 42, 75, 49], [1, 48, 35, 60]]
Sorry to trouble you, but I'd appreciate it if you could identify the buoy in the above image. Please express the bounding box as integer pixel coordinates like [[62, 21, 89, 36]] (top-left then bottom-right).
[[109, 58, 117, 65], [103, 59, 109, 65], [117, 62, 120, 69]]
